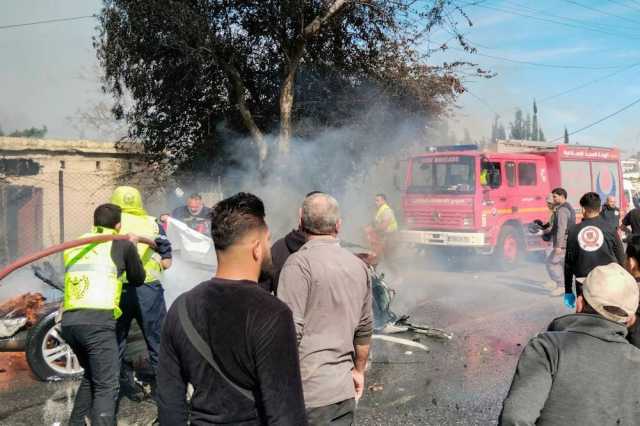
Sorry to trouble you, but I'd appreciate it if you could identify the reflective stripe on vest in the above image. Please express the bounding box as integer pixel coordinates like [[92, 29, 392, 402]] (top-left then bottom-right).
[[375, 204, 398, 232], [119, 212, 163, 284], [63, 229, 123, 319]]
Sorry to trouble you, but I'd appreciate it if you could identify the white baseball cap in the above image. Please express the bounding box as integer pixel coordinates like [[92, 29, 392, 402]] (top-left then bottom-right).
[[583, 263, 639, 323]]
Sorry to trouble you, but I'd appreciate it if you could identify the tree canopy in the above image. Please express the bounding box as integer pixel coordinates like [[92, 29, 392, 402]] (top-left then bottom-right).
[[504, 101, 545, 142], [96, 0, 488, 174], [0, 125, 48, 139]]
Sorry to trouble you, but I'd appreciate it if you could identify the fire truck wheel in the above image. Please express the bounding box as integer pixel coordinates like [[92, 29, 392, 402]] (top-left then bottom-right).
[[25, 312, 83, 381], [496, 225, 523, 270]]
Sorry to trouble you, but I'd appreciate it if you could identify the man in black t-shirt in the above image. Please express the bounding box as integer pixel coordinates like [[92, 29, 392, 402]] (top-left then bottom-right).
[[169, 193, 212, 235], [564, 192, 625, 309], [158, 193, 307, 425], [623, 206, 640, 236]]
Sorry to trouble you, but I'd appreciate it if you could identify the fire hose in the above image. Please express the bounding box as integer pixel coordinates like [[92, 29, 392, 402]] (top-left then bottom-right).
[[0, 235, 156, 283]]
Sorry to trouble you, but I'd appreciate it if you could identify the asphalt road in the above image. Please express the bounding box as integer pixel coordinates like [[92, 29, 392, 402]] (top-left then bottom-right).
[[0, 254, 568, 425]]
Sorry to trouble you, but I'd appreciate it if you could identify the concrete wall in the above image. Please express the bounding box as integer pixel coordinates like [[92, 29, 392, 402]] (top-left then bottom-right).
[[0, 137, 142, 250]]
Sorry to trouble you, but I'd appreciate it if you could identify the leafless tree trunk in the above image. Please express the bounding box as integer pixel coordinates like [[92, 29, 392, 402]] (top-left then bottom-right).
[[225, 62, 269, 169]]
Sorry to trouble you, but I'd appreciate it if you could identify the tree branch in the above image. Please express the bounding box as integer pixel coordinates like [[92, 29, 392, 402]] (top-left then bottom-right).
[[223, 61, 268, 165], [303, 0, 350, 39]]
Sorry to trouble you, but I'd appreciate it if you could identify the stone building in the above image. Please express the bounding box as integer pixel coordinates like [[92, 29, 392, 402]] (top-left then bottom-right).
[[0, 137, 142, 263]]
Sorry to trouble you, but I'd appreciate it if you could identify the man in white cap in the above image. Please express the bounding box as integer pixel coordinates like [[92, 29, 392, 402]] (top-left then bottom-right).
[[500, 263, 640, 426]]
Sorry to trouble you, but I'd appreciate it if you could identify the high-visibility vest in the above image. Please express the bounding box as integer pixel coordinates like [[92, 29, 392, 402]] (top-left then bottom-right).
[[375, 204, 398, 232], [119, 212, 163, 284], [63, 227, 123, 318], [480, 169, 489, 186]]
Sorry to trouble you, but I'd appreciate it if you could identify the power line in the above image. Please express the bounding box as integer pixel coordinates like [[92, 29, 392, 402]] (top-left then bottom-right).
[[0, 15, 95, 31], [548, 96, 640, 142], [464, 87, 499, 116], [470, 3, 640, 40], [608, 0, 640, 13], [563, 0, 640, 26], [538, 61, 640, 102], [449, 47, 632, 70], [503, 0, 640, 33]]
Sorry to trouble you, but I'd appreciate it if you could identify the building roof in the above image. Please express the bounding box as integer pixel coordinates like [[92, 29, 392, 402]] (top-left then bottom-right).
[[0, 137, 142, 157]]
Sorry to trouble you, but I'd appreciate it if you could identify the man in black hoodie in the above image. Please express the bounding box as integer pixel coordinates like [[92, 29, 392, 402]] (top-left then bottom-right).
[[259, 192, 322, 295], [500, 263, 640, 426]]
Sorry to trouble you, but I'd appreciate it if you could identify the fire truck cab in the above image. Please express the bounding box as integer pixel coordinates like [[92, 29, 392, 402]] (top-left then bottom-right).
[[398, 140, 626, 266]]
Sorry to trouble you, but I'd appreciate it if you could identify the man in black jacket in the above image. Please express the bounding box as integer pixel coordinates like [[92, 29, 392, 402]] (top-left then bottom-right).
[[624, 236, 640, 348], [500, 263, 640, 426], [600, 195, 621, 231], [564, 192, 625, 308], [622, 204, 640, 236], [157, 192, 307, 425], [258, 191, 322, 294]]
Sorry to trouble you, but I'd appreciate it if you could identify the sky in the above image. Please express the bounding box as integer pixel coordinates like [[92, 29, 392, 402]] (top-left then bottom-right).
[[0, 0, 639, 154]]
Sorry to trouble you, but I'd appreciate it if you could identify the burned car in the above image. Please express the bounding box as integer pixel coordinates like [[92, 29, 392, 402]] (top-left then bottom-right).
[[0, 263, 145, 381], [0, 263, 81, 381]]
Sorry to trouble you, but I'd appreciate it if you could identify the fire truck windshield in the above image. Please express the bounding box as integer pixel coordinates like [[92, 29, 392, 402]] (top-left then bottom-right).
[[408, 155, 476, 194]]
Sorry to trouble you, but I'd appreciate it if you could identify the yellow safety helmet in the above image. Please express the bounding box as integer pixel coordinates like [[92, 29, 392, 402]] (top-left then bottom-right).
[[110, 186, 147, 216]]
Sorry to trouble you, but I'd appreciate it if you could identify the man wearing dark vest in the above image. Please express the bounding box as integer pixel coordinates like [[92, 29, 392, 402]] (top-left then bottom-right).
[[564, 192, 625, 308], [60, 203, 145, 425], [110, 186, 173, 397], [546, 188, 576, 297]]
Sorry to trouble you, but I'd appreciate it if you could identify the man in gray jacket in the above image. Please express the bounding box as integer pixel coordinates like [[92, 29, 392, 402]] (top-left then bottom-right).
[[546, 188, 576, 297], [500, 263, 640, 426], [278, 193, 373, 425]]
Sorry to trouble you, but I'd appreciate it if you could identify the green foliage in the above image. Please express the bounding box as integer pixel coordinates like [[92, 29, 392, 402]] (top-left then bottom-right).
[[95, 0, 486, 173], [7, 126, 47, 139], [509, 109, 525, 140], [507, 102, 544, 141]]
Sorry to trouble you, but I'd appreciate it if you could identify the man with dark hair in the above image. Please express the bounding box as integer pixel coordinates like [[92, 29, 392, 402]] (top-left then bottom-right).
[[259, 191, 323, 295], [622, 202, 640, 236], [278, 193, 373, 425], [624, 235, 640, 347], [169, 193, 213, 235], [60, 203, 146, 426], [157, 192, 307, 425], [546, 187, 576, 296], [600, 195, 621, 232], [563, 192, 625, 308], [500, 263, 640, 425]]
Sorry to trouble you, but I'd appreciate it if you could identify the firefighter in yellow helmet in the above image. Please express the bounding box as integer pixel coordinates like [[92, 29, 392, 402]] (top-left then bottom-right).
[[110, 186, 172, 399], [60, 203, 145, 425]]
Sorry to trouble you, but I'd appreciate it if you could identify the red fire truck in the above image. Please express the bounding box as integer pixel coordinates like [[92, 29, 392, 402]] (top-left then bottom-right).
[[398, 140, 627, 266]]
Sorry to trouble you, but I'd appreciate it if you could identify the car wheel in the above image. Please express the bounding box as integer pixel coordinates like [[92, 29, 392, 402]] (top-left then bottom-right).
[[25, 312, 83, 381]]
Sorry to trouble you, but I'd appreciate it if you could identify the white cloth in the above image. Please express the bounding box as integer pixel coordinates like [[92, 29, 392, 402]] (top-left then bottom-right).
[[162, 218, 217, 307]]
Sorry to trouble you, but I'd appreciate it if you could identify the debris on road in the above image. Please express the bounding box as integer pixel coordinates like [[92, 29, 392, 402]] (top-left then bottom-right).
[[372, 334, 429, 351], [368, 383, 384, 392], [0, 292, 45, 328]]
